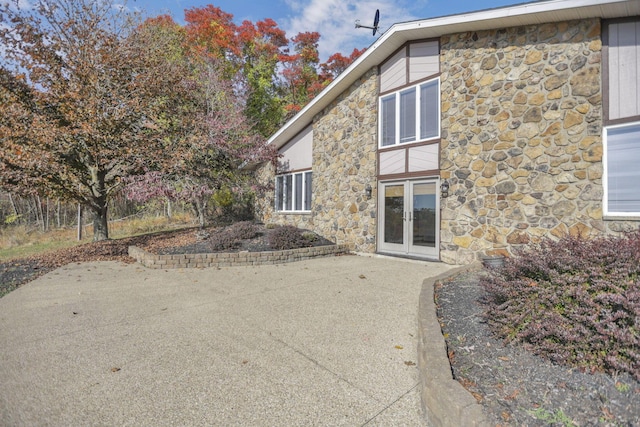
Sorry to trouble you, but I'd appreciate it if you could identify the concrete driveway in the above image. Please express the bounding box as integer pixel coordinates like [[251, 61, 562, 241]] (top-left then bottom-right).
[[0, 255, 453, 426]]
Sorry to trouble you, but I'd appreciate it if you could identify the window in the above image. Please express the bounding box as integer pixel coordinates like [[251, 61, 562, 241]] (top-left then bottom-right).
[[275, 171, 312, 212], [603, 18, 640, 217], [604, 122, 640, 216], [379, 78, 439, 147]]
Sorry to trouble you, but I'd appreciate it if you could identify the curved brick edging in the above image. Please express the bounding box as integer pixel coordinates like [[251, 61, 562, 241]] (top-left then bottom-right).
[[418, 264, 491, 427], [128, 244, 353, 269]]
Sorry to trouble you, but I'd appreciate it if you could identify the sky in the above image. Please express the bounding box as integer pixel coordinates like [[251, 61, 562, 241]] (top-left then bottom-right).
[[129, 0, 533, 61]]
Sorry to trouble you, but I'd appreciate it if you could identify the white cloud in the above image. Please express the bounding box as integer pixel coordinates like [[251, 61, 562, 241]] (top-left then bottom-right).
[[282, 0, 423, 61]]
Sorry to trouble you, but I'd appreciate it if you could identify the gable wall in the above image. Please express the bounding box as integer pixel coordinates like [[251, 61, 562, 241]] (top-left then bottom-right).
[[439, 18, 637, 264], [255, 68, 379, 250], [311, 68, 379, 251]]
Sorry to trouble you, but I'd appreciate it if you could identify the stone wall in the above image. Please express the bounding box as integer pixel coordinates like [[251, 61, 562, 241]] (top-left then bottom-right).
[[128, 244, 352, 269], [311, 67, 379, 252], [438, 19, 639, 264], [256, 67, 379, 253]]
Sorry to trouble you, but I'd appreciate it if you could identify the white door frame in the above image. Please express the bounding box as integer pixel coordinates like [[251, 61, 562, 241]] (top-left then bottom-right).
[[377, 178, 440, 260]]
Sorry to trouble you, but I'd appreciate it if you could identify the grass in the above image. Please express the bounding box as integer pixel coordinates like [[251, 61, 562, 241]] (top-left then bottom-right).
[[0, 214, 193, 261]]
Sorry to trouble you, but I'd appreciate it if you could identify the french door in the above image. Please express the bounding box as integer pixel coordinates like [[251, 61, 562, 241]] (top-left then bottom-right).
[[378, 179, 439, 259]]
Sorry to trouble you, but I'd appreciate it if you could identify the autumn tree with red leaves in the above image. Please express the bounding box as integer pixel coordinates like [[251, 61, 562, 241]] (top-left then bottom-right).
[[181, 5, 365, 131], [0, 0, 227, 240], [0, 1, 364, 238]]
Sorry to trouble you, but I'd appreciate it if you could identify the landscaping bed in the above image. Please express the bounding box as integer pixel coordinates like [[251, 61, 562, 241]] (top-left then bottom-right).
[[436, 270, 639, 426], [0, 223, 334, 296]]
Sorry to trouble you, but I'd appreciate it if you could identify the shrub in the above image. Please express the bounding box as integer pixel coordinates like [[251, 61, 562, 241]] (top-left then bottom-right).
[[268, 226, 310, 250], [302, 231, 318, 242], [480, 231, 640, 381], [209, 221, 257, 251], [209, 229, 240, 251], [228, 221, 258, 240]]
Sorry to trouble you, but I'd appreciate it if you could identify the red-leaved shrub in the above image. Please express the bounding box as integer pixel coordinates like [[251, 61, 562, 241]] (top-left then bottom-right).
[[267, 225, 310, 250], [480, 231, 640, 380]]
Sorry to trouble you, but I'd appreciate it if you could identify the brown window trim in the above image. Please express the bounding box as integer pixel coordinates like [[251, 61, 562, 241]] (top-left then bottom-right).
[[377, 140, 441, 177], [605, 115, 640, 127], [275, 167, 312, 176], [378, 169, 440, 181], [379, 72, 442, 97], [378, 138, 440, 154]]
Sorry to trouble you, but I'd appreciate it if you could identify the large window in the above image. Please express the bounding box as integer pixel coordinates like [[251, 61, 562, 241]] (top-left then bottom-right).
[[603, 18, 640, 217], [380, 78, 440, 147], [275, 171, 312, 212], [604, 122, 640, 216]]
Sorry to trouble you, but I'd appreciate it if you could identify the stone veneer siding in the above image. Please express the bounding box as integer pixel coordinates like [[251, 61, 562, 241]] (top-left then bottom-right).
[[439, 18, 639, 264], [256, 67, 379, 253]]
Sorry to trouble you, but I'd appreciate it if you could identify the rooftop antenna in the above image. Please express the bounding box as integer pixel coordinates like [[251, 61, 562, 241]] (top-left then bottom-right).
[[355, 9, 380, 36]]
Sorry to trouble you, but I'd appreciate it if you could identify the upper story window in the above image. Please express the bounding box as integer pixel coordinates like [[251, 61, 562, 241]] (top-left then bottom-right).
[[275, 171, 312, 213], [379, 77, 440, 148]]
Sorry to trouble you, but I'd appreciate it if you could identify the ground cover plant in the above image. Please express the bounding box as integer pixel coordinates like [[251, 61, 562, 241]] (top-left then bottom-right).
[[480, 231, 640, 381], [267, 225, 315, 250], [209, 221, 259, 251]]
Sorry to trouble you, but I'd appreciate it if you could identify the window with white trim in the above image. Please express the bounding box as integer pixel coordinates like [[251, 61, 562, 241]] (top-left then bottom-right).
[[379, 77, 440, 147], [275, 171, 312, 212], [603, 18, 640, 216], [603, 122, 640, 216]]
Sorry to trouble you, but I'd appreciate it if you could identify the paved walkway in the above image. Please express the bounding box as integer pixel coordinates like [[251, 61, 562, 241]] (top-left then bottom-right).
[[0, 255, 454, 426]]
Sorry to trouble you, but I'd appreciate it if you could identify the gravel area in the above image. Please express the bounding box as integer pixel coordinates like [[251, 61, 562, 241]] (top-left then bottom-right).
[[435, 269, 640, 426]]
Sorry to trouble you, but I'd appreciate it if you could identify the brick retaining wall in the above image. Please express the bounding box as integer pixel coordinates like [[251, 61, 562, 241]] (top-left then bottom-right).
[[128, 244, 353, 269]]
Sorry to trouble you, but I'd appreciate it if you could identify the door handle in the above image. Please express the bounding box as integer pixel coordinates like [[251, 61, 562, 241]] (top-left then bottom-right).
[[408, 211, 412, 221]]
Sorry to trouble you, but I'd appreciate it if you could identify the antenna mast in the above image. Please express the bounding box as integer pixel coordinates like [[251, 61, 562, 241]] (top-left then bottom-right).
[[355, 9, 380, 36]]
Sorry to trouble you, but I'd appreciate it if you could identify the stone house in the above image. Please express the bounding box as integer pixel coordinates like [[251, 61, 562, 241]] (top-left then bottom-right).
[[253, 0, 640, 264]]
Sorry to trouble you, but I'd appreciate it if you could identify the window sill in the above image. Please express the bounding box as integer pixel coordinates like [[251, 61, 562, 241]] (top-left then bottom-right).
[[603, 215, 640, 221], [275, 211, 312, 215]]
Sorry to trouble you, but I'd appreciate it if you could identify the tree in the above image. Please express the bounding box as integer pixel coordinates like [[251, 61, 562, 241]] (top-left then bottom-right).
[[0, 0, 192, 240], [280, 31, 322, 117], [124, 18, 277, 227], [238, 18, 288, 138]]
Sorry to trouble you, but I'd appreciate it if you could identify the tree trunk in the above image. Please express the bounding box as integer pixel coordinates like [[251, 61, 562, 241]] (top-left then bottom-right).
[[88, 167, 109, 241], [193, 198, 207, 228], [166, 197, 172, 220], [92, 203, 109, 241]]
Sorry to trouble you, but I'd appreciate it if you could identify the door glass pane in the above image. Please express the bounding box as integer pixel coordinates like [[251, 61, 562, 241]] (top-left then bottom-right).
[[384, 185, 404, 244], [412, 183, 436, 247], [381, 95, 396, 146], [400, 88, 416, 143]]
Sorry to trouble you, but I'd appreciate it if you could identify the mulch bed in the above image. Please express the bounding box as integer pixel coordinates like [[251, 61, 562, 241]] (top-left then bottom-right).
[[0, 225, 333, 296], [435, 269, 640, 426]]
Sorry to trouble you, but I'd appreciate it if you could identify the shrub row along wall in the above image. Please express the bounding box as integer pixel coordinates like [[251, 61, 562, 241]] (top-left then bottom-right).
[[128, 245, 353, 269]]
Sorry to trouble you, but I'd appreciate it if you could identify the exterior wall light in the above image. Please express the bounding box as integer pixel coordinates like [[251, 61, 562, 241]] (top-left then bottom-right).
[[365, 184, 372, 199], [440, 179, 450, 198]]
